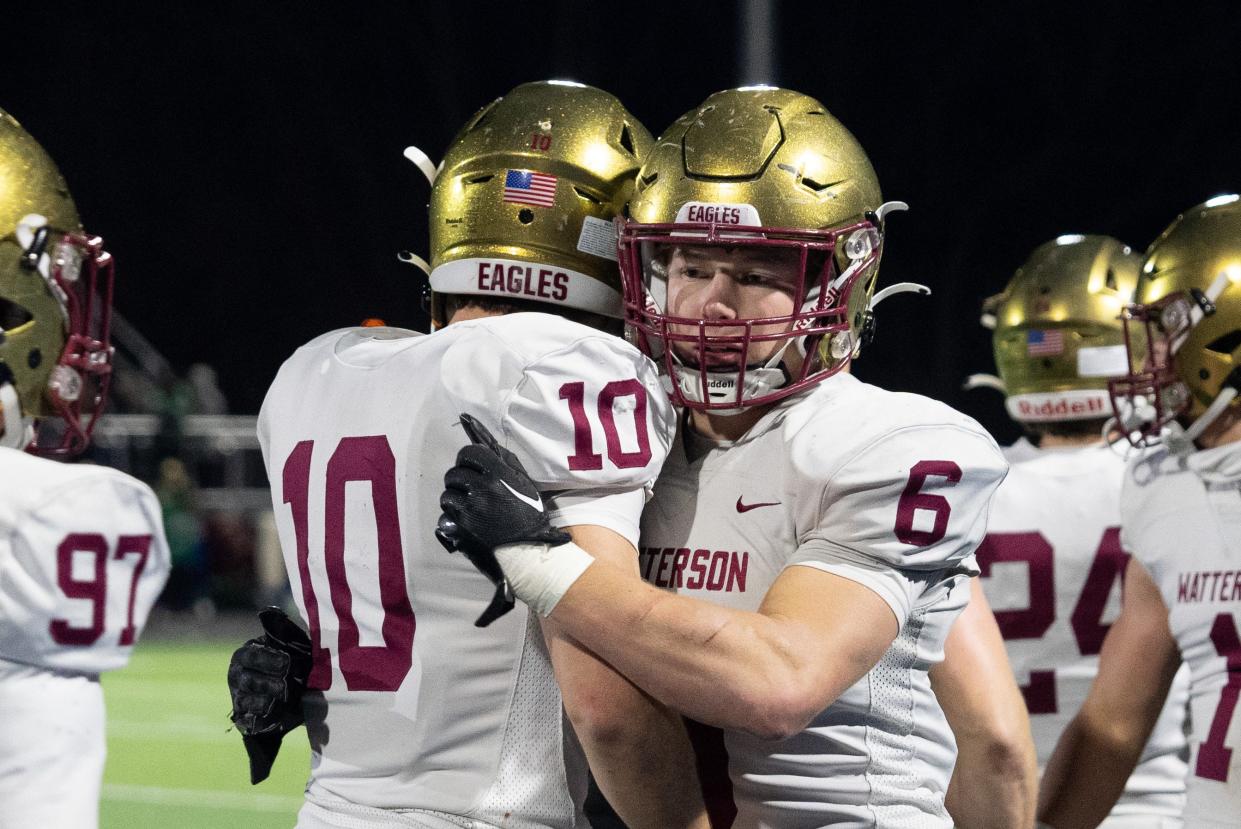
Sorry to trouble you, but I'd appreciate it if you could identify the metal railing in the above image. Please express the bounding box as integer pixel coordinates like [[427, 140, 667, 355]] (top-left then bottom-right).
[[91, 414, 270, 512]]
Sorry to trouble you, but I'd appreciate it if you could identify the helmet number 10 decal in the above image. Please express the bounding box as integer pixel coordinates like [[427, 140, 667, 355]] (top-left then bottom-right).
[[282, 437, 415, 693], [559, 380, 653, 471], [976, 528, 1128, 714]]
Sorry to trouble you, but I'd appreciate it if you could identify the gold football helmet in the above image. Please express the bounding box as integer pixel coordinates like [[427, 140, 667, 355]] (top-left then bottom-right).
[[984, 235, 1140, 424], [0, 109, 115, 455], [424, 80, 652, 327], [1111, 195, 1241, 448], [618, 86, 916, 411]]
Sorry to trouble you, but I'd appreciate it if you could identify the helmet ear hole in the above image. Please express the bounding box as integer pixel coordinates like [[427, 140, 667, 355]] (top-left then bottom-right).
[[620, 124, 636, 156], [1205, 330, 1241, 355], [800, 176, 832, 194], [573, 187, 602, 205], [0, 297, 33, 331], [517, 209, 535, 225], [463, 99, 500, 134]]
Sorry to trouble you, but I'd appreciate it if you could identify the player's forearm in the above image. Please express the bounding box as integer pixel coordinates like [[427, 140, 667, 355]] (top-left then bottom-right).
[[946, 734, 1037, 829], [935, 580, 1037, 828], [552, 560, 830, 739], [1037, 710, 1147, 828], [1039, 559, 1181, 828], [576, 691, 708, 829]]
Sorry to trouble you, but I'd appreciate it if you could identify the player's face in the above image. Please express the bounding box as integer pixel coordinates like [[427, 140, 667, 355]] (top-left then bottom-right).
[[664, 245, 801, 368]]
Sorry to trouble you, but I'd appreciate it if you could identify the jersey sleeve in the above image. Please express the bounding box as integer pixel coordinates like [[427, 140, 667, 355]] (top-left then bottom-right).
[[0, 472, 172, 674], [788, 424, 1007, 621], [546, 487, 648, 548], [440, 320, 676, 495], [1118, 448, 1180, 585]]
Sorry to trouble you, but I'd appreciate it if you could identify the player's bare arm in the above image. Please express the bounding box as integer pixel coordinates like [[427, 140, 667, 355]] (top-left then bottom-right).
[[439, 442, 899, 738], [544, 524, 708, 829], [933, 579, 1037, 829], [559, 553, 898, 738], [1037, 557, 1183, 828]]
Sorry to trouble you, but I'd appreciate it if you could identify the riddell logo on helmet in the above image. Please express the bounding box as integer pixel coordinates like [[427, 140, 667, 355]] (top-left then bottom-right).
[[1016, 397, 1104, 417], [476, 262, 569, 302], [1007, 389, 1111, 422]]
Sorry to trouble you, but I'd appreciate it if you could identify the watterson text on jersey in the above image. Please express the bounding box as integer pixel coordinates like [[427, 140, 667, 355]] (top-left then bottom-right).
[[1177, 569, 1241, 603], [641, 547, 749, 592]]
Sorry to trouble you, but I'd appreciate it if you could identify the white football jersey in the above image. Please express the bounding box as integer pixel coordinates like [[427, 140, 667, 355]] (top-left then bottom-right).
[[1002, 436, 1041, 464], [639, 372, 1007, 828], [1122, 441, 1241, 824], [979, 444, 1189, 819], [258, 313, 674, 828], [0, 447, 170, 675]]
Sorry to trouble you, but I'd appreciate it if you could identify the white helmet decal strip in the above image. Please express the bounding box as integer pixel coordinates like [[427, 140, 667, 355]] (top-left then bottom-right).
[[673, 202, 763, 227], [1077, 344, 1129, 378], [430, 256, 622, 318], [1006, 389, 1111, 422]]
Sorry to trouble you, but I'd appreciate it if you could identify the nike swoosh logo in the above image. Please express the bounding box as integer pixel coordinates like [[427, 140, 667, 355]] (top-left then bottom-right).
[[736, 496, 781, 513], [501, 479, 544, 512]]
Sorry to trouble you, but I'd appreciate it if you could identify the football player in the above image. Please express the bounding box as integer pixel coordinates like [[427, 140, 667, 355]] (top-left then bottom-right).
[[0, 109, 172, 829], [1040, 197, 1241, 825], [976, 235, 1190, 826], [438, 86, 1012, 826], [230, 82, 707, 829]]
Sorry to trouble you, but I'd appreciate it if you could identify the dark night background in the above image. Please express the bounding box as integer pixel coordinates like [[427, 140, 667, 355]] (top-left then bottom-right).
[[5, 1, 1241, 446]]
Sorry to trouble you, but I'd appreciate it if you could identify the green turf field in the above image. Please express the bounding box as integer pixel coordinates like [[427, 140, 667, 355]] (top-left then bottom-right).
[[101, 640, 309, 828]]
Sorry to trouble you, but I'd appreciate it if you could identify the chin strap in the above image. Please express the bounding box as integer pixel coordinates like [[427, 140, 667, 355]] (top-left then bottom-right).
[[963, 373, 1006, 393], [1164, 387, 1239, 456], [0, 380, 31, 450], [874, 200, 909, 222], [402, 145, 440, 187], [667, 356, 788, 416], [397, 146, 437, 278], [396, 249, 431, 276], [870, 282, 930, 309]]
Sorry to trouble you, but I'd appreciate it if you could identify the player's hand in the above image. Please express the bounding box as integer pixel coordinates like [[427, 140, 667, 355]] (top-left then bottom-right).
[[228, 607, 312, 784], [437, 413, 571, 626]]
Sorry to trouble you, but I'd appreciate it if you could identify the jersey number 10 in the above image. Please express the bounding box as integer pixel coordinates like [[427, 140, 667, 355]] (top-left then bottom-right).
[[283, 436, 415, 693]]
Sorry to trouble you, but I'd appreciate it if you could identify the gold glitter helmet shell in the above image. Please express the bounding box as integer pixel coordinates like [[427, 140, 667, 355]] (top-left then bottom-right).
[[1110, 195, 1241, 447], [618, 86, 913, 412], [985, 235, 1140, 424], [0, 109, 115, 456], [426, 81, 653, 327]]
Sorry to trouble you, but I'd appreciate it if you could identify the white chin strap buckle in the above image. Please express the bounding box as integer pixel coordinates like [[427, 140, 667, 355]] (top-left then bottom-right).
[[396, 250, 431, 276], [874, 201, 909, 222], [402, 146, 440, 187], [0, 382, 31, 450], [870, 282, 930, 310], [962, 373, 1006, 393]]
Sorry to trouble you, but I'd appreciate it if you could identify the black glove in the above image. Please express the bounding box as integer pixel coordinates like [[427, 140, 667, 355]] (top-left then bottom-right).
[[437, 413, 571, 627], [228, 607, 313, 784]]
